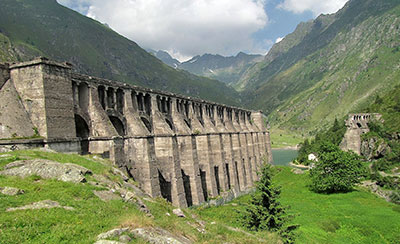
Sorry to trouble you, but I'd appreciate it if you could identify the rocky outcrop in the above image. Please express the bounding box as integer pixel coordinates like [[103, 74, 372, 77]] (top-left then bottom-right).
[[360, 181, 393, 202], [93, 190, 121, 202], [360, 137, 391, 160], [6, 200, 74, 212], [0, 159, 92, 183], [96, 227, 192, 244], [0, 186, 24, 196]]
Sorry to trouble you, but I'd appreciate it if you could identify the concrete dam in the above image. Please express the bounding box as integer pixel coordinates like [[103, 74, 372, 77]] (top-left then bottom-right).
[[0, 57, 272, 207]]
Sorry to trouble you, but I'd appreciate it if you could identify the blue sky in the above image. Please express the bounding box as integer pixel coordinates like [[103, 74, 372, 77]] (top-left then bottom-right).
[[57, 0, 348, 61]]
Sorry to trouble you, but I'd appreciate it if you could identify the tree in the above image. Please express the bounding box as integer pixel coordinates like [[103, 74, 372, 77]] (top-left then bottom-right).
[[309, 143, 365, 193], [297, 139, 311, 163], [241, 164, 298, 243]]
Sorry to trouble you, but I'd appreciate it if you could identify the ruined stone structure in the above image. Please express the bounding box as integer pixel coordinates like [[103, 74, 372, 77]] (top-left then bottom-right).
[[340, 113, 381, 155], [0, 58, 272, 207]]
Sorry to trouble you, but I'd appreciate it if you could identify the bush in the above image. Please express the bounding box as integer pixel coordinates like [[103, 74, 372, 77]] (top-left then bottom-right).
[[309, 143, 365, 193], [296, 118, 346, 164]]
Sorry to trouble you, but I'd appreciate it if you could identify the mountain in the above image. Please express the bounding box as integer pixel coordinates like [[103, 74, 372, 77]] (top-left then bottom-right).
[[240, 0, 400, 135], [0, 0, 240, 106], [179, 52, 263, 85], [147, 49, 181, 68], [148, 50, 263, 86]]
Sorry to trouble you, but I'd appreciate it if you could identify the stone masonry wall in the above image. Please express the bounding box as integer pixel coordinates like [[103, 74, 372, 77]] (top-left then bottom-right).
[[340, 113, 382, 155], [0, 58, 273, 207]]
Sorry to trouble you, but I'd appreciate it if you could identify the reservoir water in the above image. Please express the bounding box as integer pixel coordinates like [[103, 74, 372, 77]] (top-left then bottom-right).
[[271, 149, 298, 166]]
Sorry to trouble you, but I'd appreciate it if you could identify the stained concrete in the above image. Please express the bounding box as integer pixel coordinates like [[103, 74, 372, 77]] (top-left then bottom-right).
[[0, 58, 273, 207], [340, 113, 382, 155]]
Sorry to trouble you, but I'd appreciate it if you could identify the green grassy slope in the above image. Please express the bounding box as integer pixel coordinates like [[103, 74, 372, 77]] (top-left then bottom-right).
[[199, 167, 400, 243], [363, 84, 400, 133], [0, 0, 240, 106], [276, 167, 400, 244], [0, 150, 278, 244]]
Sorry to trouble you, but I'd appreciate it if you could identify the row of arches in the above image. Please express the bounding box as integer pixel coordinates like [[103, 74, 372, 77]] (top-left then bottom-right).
[[73, 79, 254, 130], [72, 80, 256, 154], [352, 114, 372, 121]]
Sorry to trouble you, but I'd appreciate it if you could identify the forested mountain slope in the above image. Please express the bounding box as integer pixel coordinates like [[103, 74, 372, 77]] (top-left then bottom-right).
[[240, 0, 400, 134]]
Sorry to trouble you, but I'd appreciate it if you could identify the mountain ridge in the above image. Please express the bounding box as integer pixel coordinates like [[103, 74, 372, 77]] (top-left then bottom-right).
[[239, 0, 400, 134], [149, 50, 263, 86]]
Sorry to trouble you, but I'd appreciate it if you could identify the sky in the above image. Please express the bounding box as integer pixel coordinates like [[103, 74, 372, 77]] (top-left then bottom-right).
[[57, 0, 349, 61]]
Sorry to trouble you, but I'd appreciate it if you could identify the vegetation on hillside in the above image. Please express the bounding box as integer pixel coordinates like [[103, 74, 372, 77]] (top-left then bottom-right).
[[296, 83, 400, 203], [0, 150, 279, 244], [236, 0, 400, 135], [360, 85, 400, 203]]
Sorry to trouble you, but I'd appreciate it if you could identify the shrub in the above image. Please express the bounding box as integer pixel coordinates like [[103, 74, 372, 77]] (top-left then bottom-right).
[[309, 143, 365, 193]]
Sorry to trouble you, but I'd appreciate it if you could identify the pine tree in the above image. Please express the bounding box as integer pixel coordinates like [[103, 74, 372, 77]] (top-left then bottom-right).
[[241, 164, 298, 243]]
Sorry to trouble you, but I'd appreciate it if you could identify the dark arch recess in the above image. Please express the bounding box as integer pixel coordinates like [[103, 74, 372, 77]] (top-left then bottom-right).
[[75, 114, 89, 155], [109, 116, 126, 136], [165, 119, 174, 131], [141, 117, 152, 133]]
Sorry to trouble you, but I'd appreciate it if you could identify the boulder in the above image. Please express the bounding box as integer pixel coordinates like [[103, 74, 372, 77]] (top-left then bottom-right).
[[0, 159, 91, 183], [291, 168, 305, 175], [93, 190, 121, 202], [119, 235, 131, 243], [94, 241, 124, 244], [131, 227, 192, 244], [97, 227, 129, 240], [6, 200, 74, 212], [0, 186, 24, 196], [172, 208, 186, 218]]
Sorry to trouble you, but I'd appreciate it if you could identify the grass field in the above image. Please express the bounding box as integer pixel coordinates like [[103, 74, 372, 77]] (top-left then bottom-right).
[[0, 150, 277, 244], [276, 167, 400, 244], [197, 166, 400, 244], [1, 151, 399, 243], [270, 129, 304, 148]]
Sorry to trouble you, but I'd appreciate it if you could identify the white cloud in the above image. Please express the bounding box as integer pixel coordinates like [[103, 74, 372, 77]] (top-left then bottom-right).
[[278, 0, 349, 16], [57, 0, 91, 14], [59, 0, 268, 60], [275, 37, 283, 43]]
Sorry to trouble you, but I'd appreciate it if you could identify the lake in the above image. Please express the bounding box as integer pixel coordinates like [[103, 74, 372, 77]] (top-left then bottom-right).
[[271, 149, 298, 166]]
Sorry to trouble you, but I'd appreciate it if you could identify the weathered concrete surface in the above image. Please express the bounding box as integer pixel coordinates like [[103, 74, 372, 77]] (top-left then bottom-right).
[[0, 79, 36, 139], [340, 113, 382, 155], [0, 63, 10, 89], [10, 58, 76, 139], [0, 58, 273, 207], [0, 159, 91, 183]]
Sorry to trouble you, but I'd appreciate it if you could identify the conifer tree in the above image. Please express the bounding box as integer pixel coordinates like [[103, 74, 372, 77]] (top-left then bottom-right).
[[241, 164, 298, 243]]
